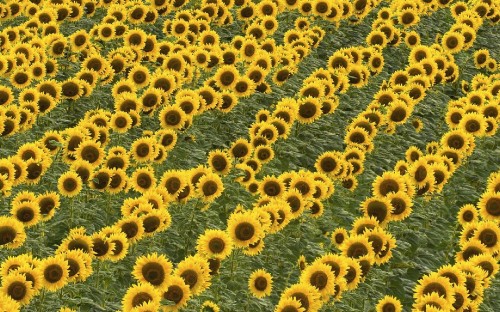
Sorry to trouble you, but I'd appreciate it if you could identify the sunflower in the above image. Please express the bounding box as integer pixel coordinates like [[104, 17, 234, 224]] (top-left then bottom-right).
[[487, 173, 500, 194], [59, 78, 83, 100], [128, 64, 150, 89], [10, 69, 32, 89], [56, 227, 93, 255], [441, 31, 465, 54], [158, 104, 186, 130], [361, 196, 393, 225], [243, 237, 266, 256], [342, 257, 362, 291], [200, 300, 220, 312], [131, 137, 156, 163], [107, 231, 129, 262], [10, 201, 40, 228], [0, 86, 14, 106], [56, 171, 83, 198], [196, 173, 224, 202], [122, 283, 161, 312], [300, 261, 336, 298], [456, 265, 485, 301], [226, 139, 251, 161], [247, 269, 272, 299], [473, 49, 489, 68], [327, 227, 348, 248], [35, 191, 59, 222], [289, 174, 315, 199], [73, 140, 104, 166], [62, 249, 92, 283], [15, 263, 44, 295], [132, 253, 172, 289], [376, 295, 402, 312], [408, 158, 434, 188], [459, 113, 487, 136], [345, 127, 371, 150], [90, 231, 113, 260], [1, 272, 34, 305], [196, 229, 233, 260], [66, 160, 92, 185], [232, 76, 255, 98], [174, 255, 211, 296], [151, 133, 176, 157], [158, 170, 186, 198], [140, 88, 163, 113], [114, 92, 141, 113], [40, 255, 69, 292], [115, 214, 144, 243], [246, 179, 260, 195], [413, 292, 453, 311], [82, 54, 108, 75], [387, 100, 410, 124], [372, 172, 406, 197], [275, 297, 305, 312], [281, 189, 304, 219], [161, 276, 191, 311], [469, 253, 499, 279], [130, 167, 156, 194], [143, 207, 172, 235], [227, 211, 264, 248], [386, 191, 413, 221], [472, 221, 500, 253], [436, 264, 467, 288], [109, 111, 132, 133], [451, 284, 471, 311], [340, 234, 376, 262], [281, 283, 322, 312], [256, 176, 283, 198], [204, 149, 231, 176], [0, 216, 26, 249], [414, 272, 454, 303]]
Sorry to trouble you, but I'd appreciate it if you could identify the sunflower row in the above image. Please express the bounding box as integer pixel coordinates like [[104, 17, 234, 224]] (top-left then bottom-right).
[[408, 169, 500, 312]]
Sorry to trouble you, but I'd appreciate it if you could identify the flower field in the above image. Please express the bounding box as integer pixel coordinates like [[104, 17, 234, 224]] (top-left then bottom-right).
[[0, 0, 499, 311]]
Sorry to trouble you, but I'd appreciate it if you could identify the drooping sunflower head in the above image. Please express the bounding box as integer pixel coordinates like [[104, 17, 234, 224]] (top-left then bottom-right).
[[361, 196, 393, 225], [174, 255, 211, 295], [161, 275, 191, 310]]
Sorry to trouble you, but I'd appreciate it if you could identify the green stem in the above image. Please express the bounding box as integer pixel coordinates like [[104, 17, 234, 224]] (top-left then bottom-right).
[[39, 289, 46, 312]]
